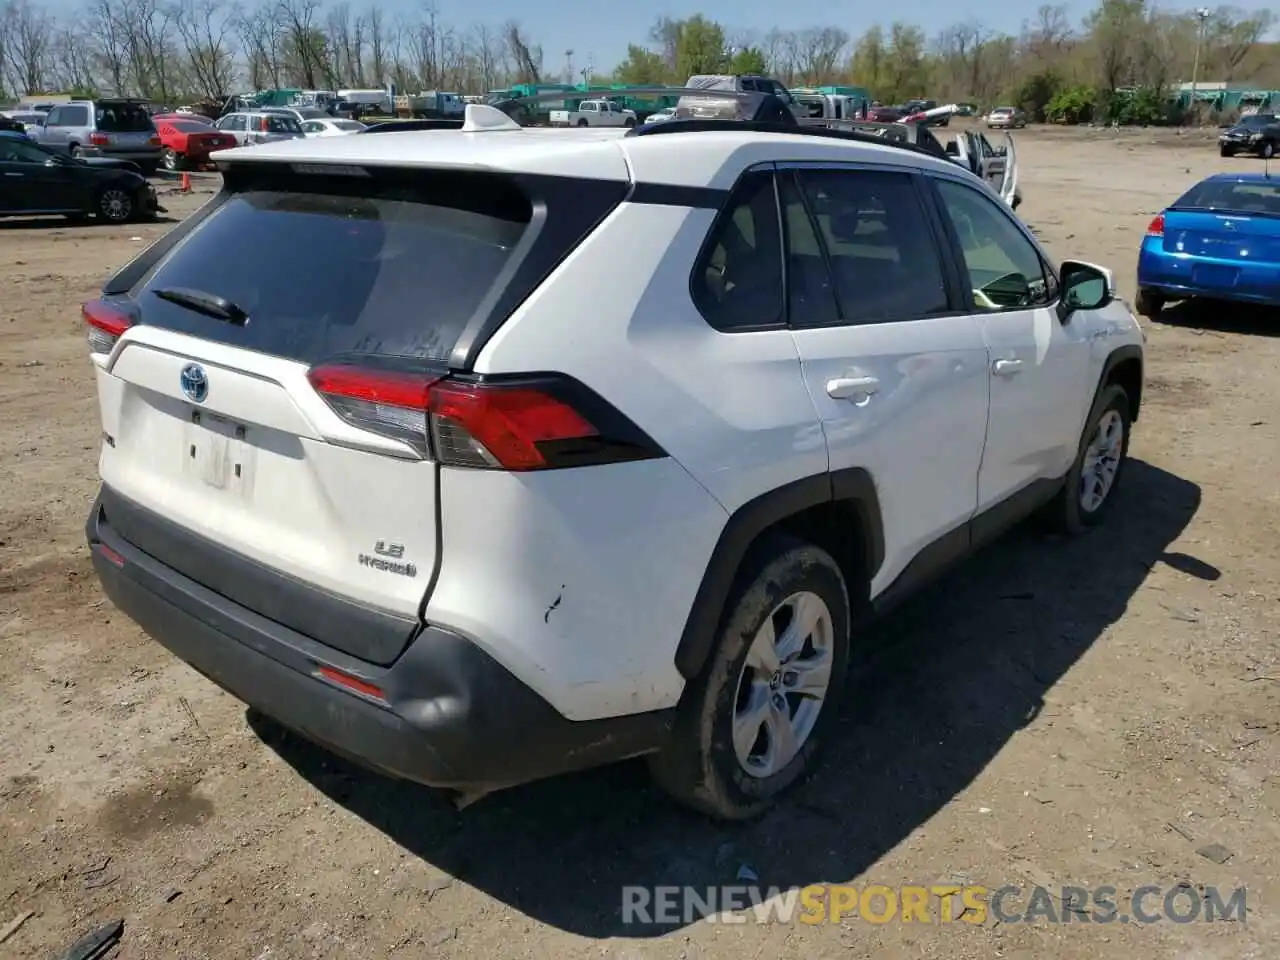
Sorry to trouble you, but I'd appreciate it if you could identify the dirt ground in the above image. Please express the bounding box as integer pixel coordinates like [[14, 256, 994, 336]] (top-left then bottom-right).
[[1, 125, 1278, 960]]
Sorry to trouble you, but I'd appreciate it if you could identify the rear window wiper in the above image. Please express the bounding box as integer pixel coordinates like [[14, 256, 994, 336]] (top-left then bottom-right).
[[152, 287, 249, 326]]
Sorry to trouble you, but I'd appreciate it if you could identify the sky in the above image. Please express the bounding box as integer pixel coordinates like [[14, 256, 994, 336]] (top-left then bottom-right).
[[416, 0, 1279, 74], [39, 0, 1280, 79]]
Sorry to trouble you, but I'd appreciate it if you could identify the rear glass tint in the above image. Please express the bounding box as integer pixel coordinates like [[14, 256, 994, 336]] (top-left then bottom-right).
[[134, 169, 532, 363], [1173, 179, 1280, 213], [97, 103, 155, 132], [266, 115, 302, 133]]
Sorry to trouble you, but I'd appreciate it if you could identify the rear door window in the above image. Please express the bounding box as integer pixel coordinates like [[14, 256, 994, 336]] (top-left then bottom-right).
[[96, 103, 154, 132], [132, 168, 534, 364]]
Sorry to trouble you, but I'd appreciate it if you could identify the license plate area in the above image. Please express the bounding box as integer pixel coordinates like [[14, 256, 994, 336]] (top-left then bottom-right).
[[182, 411, 256, 497], [1191, 263, 1240, 287]]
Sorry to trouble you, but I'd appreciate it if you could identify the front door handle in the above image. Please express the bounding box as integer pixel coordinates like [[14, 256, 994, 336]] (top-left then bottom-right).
[[826, 376, 880, 400], [992, 358, 1023, 376]]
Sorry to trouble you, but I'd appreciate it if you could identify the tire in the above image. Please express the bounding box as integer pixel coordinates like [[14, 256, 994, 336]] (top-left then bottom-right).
[[1219, 145, 1235, 158], [623, 117, 636, 128], [95, 185, 134, 224], [576, 118, 588, 127], [69, 144, 82, 159], [1048, 384, 1131, 534], [161, 148, 179, 172], [1263, 141, 1276, 160], [1134, 287, 1164, 318], [648, 535, 851, 820]]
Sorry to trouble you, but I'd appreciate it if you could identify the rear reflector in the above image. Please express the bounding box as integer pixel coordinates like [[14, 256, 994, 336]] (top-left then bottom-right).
[[96, 543, 125, 568], [84, 299, 134, 354], [1146, 214, 1165, 237], [307, 363, 660, 471], [317, 665, 385, 702]]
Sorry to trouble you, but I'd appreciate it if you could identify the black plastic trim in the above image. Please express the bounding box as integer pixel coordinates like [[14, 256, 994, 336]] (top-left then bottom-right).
[[1097, 343, 1144, 422], [93, 486, 420, 666], [673, 467, 884, 679], [87, 494, 674, 792], [627, 181, 727, 209]]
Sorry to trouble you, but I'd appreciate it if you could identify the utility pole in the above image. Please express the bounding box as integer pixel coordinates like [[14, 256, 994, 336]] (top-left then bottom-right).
[[564, 49, 574, 86], [1188, 7, 1210, 120]]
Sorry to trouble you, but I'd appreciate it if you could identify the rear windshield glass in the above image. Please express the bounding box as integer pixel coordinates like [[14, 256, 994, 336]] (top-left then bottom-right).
[[97, 103, 155, 132], [165, 120, 210, 133], [134, 170, 532, 363], [266, 115, 302, 133], [1172, 179, 1280, 214]]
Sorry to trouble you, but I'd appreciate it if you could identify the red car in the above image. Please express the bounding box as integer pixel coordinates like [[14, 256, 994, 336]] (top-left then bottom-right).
[[155, 118, 236, 171], [866, 106, 905, 122]]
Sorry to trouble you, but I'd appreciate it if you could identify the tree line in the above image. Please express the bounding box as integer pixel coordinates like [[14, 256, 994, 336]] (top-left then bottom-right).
[[0, 0, 1276, 123]]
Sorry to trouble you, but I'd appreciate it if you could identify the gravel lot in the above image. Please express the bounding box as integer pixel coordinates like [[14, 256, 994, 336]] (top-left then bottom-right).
[[1, 124, 1277, 959]]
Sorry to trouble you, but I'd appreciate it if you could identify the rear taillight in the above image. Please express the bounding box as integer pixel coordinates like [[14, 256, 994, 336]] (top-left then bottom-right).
[[306, 363, 662, 470], [258, 117, 269, 131], [83, 299, 133, 354], [1146, 214, 1165, 237], [148, 135, 161, 146], [89, 133, 109, 146]]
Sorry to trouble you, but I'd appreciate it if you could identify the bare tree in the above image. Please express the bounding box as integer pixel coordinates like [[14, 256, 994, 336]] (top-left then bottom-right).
[[503, 20, 540, 84], [365, 4, 388, 85], [174, 0, 238, 99], [85, 0, 129, 95], [792, 27, 849, 85], [4, 0, 55, 95], [277, 0, 328, 88]]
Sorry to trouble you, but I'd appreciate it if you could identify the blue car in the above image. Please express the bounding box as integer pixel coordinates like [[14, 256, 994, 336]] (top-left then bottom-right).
[[1135, 171, 1280, 317]]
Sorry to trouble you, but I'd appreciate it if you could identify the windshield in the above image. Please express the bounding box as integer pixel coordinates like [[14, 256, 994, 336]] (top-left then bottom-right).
[[96, 102, 155, 132], [1172, 179, 1280, 215], [1237, 114, 1275, 129]]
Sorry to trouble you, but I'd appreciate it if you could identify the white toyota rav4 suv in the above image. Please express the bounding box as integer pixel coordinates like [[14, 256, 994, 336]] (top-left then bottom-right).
[[84, 106, 1144, 820]]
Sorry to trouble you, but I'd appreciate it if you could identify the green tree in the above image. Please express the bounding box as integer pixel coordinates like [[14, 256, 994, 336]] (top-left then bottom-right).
[[614, 44, 670, 84], [674, 15, 728, 78], [729, 46, 770, 75], [850, 26, 888, 97]]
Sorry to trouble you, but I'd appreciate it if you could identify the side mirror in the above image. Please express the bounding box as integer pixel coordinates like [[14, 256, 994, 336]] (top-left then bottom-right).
[[1057, 259, 1115, 322]]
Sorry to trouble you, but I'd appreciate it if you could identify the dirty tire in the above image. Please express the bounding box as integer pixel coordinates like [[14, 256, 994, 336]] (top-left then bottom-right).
[[1048, 383, 1131, 535], [1134, 287, 1164, 318], [647, 535, 850, 821]]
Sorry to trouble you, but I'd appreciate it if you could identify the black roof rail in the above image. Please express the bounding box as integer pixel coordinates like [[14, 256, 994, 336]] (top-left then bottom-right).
[[625, 118, 944, 160]]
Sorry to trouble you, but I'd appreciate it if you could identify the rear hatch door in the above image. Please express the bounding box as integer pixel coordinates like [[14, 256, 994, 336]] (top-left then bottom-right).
[[96, 101, 157, 152], [93, 163, 538, 665], [1163, 210, 1280, 263]]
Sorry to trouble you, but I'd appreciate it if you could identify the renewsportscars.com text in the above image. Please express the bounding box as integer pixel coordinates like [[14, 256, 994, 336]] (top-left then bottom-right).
[[621, 883, 1247, 926]]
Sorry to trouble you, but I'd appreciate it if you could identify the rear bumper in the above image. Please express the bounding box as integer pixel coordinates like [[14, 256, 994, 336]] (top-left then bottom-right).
[[1138, 244, 1280, 307], [86, 488, 673, 793]]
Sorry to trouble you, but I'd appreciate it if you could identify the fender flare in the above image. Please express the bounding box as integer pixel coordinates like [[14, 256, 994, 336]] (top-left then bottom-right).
[[673, 467, 884, 679], [1095, 343, 1144, 420]]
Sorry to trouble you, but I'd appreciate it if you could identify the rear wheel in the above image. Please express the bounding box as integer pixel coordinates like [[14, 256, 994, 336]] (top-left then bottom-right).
[[623, 117, 636, 128], [1135, 287, 1165, 318], [576, 118, 588, 127], [96, 186, 134, 224], [69, 144, 82, 159], [161, 148, 180, 172], [648, 535, 851, 820], [1219, 145, 1235, 157]]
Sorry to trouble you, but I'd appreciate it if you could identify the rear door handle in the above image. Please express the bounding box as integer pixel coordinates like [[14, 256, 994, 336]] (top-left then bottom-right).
[[992, 358, 1023, 376], [826, 376, 880, 400]]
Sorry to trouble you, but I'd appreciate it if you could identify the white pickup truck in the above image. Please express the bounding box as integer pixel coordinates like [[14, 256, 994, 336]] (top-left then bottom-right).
[[549, 99, 637, 128]]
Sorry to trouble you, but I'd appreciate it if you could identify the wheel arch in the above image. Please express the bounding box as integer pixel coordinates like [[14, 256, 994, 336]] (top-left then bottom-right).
[[1101, 344, 1143, 424], [673, 468, 884, 680]]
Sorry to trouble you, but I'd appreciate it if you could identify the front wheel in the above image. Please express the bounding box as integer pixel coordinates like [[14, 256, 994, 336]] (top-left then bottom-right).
[[1048, 384, 1131, 534], [96, 186, 134, 224], [576, 118, 588, 127], [1135, 287, 1165, 318], [161, 148, 179, 172], [648, 535, 851, 820], [1262, 141, 1276, 160], [1220, 145, 1235, 157]]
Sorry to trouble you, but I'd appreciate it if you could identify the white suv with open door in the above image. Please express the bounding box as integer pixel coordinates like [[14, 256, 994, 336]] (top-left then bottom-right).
[[85, 107, 1143, 820]]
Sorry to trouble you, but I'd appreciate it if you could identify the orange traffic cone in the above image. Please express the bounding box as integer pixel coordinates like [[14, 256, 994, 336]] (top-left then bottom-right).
[[180, 172, 191, 193]]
